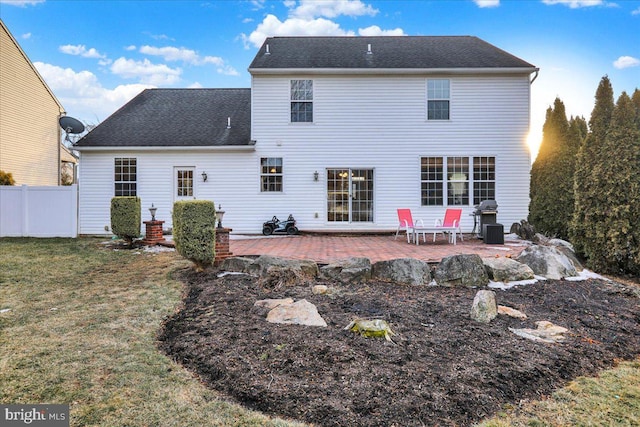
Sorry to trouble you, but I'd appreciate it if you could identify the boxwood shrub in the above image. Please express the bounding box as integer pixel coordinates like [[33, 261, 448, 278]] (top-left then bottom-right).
[[110, 196, 141, 245], [172, 200, 216, 270]]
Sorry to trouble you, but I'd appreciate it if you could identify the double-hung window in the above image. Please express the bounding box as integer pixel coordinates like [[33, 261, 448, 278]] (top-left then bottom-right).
[[260, 157, 283, 192], [427, 79, 450, 120], [473, 156, 496, 205], [291, 79, 313, 123], [421, 156, 495, 206], [114, 157, 137, 196], [447, 157, 469, 206], [420, 157, 444, 206]]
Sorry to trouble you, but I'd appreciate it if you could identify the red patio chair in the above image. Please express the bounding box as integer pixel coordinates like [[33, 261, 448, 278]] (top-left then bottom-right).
[[431, 208, 463, 244], [395, 208, 425, 243]]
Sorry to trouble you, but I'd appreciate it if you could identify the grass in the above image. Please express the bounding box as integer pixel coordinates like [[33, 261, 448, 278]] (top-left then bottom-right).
[[1, 238, 638, 426], [0, 238, 304, 427], [477, 359, 640, 427]]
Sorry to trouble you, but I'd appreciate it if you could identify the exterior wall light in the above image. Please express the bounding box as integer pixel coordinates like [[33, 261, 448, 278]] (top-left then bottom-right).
[[202, 171, 208, 182], [313, 171, 319, 181]]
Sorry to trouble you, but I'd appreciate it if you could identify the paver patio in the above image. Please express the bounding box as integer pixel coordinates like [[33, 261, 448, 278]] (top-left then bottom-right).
[[229, 233, 526, 264]]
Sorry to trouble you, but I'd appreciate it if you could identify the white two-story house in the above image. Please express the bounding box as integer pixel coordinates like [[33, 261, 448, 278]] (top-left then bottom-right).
[[75, 36, 538, 235]]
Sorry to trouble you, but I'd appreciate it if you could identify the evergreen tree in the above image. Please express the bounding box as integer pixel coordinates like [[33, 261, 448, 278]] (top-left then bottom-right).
[[570, 76, 615, 256], [632, 89, 640, 130], [529, 97, 577, 239], [589, 92, 640, 274]]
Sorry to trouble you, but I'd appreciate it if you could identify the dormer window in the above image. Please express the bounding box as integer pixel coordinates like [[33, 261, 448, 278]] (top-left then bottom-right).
[[291, 79, 313, 123]]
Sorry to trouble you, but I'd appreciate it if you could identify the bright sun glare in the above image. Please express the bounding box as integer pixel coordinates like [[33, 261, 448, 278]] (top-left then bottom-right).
[[527, 130, 542, 163]]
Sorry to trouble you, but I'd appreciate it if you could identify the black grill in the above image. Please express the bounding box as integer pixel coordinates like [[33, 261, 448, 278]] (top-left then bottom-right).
[[471, 200, 498, 238]]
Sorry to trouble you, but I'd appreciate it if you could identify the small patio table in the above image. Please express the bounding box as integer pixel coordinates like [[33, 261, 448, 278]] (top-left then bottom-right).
[[411, 226, 458, 245]]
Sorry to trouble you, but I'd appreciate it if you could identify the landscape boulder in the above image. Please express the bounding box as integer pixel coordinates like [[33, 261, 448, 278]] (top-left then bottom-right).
[[219, 256, 256, 274], [547, 239, 583, 272], [372, 258, 432, 286], [483, 256, 535, 283], [320, 257, 372, 283], [470, 290, 497, 323], [516, 245, 578, 280], [266, 299, 327, 327], [248, 255, 319, 278], [509, 321, 569, 343], [433, 254, 489, 287]]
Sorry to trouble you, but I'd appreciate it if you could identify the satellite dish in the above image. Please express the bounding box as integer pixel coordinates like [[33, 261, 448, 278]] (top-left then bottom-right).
[[59, 116, 85, 134]]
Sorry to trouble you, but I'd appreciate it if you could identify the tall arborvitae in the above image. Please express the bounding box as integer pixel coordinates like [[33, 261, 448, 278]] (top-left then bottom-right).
[[588, 92, 640, 274], [632, 89, 640, 130], [529, 97, 577, 239], [570, 76, 615, 255]]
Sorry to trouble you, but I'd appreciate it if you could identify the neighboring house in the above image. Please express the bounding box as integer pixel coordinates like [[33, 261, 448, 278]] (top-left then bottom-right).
[[0, 20, 66, 186], [75, 36, 538, 235]]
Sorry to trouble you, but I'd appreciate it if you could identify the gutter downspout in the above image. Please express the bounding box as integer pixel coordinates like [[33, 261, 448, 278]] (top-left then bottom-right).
[[530, 69, 539, 85]]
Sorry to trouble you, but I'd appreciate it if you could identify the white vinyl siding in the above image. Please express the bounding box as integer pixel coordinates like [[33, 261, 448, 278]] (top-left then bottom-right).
[[79, 73, 531, 235]]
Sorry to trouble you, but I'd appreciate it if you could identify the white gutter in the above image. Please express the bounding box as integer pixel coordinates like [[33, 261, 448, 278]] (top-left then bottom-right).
[[248, 67, 539, 76], [74, 144, 256, 152]]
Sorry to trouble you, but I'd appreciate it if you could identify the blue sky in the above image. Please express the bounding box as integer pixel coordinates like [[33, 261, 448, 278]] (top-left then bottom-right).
[[2, 0, 639, 157]]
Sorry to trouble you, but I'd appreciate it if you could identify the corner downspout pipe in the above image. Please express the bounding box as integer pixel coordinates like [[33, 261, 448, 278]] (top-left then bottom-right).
[[530, 69, 539, 85]]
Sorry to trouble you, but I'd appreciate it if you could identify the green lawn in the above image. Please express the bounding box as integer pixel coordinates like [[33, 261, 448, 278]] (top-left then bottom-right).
[[1, 238, 638, 426], [0, 238, 303, 427]]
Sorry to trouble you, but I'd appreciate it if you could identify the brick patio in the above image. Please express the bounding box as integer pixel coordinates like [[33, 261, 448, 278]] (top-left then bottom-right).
[[229, 233, 526, 264]]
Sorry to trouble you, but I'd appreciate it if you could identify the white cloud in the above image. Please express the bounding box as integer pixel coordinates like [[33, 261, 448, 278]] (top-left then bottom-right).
[[188, 82, 204, 88], [473, 0, 500, 8], [632, 6, 640, 15], [613, 55, 640, 69], [0, 0, 45, 6], [242, 14, 355, 48], [34, 61, 153, 122], [290, 0, 378, 20], [110, 57, 182, 85], [21, 32, 32, 39], [358, 25, 405, 36], [242, 0, 405, 49], [138, 45, 236, 74], [59, 44, 107, 59], [541, 0, 604, 8], [125, 45, 137, 51], [140, 45, 200, 63]]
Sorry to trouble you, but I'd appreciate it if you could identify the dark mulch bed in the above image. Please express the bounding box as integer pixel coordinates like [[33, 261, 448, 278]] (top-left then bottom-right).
[[158, 269, 640, 427]]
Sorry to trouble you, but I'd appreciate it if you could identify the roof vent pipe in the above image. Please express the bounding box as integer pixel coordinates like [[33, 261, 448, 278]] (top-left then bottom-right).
[[265, 44, 270, 55], [227, 117, 231, 129], [367, 43, 372, 54]]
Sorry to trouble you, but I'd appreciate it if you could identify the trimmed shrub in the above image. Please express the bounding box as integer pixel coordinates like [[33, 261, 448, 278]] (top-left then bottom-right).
[[110, 196, 141, 245], [0, 170, 16, 185], [173, 200, 216, 271]]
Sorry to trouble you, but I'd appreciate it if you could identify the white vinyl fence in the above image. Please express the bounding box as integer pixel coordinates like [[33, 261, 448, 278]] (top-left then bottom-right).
[[0, 185, 78, 238]]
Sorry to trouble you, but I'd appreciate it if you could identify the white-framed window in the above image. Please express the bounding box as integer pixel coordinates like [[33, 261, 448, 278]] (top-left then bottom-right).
[[291, 79, 313, 123], [473, 156, 496, 205], [421, 156, 495, 206], [260, 157, 283, 192], [420, 157, 443, 206], [427, 79, 450, 120], [114, 157, 137, 196], [447, 157, 469, 206], [176, 169, 193, 198]]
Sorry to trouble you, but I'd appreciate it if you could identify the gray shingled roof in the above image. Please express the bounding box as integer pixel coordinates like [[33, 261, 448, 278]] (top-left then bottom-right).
[[249, 36, 536, 70], [75, 88, 251, 148]]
